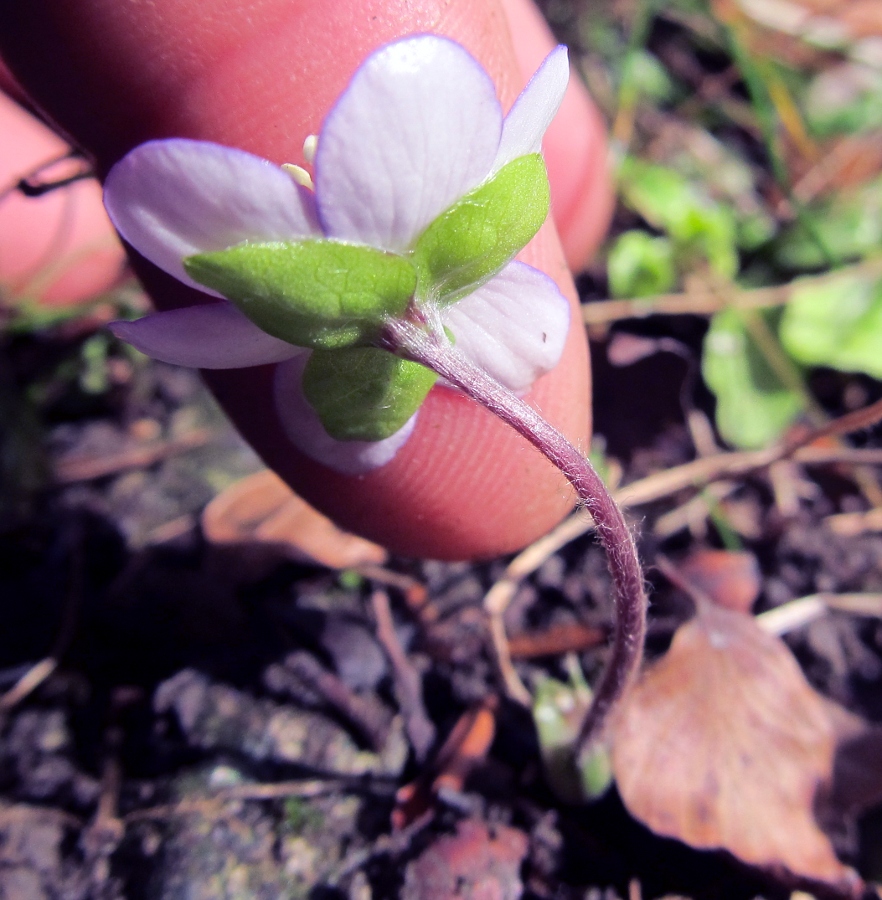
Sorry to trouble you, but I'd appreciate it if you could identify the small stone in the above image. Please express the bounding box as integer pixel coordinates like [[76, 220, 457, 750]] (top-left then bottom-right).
[[0, 804, 64, 874], [402, 819, 529, 900], [154, 669, 401, 775], [0, 866, 47, 900]]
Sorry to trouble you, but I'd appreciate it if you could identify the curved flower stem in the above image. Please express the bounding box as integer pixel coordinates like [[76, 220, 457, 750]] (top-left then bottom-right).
[[382, 314, 647, 755]]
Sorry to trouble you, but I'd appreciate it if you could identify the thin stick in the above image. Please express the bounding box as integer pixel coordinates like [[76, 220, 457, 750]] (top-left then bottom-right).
[[384, 317, 648, 754], [0, 658, 58, 713], [581, 258, 882, 326], [53, 427, 215, 484], [370, 589, 436, 762], [757, 592, 882, 635]]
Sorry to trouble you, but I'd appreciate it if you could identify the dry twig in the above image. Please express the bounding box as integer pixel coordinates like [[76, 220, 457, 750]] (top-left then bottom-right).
[[758, 593, 882, 635], [581, 259, 882, 327], [371, 589, 436, 761], [53, 427, 214, 483]]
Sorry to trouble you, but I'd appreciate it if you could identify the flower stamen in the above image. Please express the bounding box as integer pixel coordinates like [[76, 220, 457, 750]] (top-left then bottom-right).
[[302, 134, 318, 165], [282, 163, 314, 190]]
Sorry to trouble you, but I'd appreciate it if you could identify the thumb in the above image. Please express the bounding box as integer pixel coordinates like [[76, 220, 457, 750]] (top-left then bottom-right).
[[0, 0, 600, 559]]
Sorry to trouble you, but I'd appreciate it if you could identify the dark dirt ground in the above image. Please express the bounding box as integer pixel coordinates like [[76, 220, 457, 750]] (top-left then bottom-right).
[[1, 308, 881, 900], [4, 2, 882, 894]]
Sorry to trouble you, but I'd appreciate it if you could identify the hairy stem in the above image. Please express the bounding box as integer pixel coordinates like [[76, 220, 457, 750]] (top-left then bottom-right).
[[382, 315, 647, 754]]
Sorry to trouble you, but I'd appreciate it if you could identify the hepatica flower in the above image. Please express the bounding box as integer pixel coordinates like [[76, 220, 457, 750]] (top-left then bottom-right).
[[104, 34, 650, 757], [105, 35, 570, 474]]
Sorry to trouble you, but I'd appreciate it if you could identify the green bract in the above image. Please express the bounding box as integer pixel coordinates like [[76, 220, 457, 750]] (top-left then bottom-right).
[[182, 155, 552, 440], [302, 347, 437, 441], [413, 154, 550, 303], [185, 240, 417, 350]]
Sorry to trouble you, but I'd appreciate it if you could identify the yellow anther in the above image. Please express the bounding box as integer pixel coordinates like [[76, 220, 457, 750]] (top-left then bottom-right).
[[302, 134, 318, 165], [282, 163, 314, 191]]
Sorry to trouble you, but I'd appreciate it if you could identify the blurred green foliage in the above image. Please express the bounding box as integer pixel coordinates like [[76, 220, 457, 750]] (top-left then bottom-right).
[[563, 0, 882, 449]]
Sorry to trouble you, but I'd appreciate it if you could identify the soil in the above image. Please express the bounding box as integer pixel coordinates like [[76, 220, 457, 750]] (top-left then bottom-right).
[[1, 316, 881, 900]]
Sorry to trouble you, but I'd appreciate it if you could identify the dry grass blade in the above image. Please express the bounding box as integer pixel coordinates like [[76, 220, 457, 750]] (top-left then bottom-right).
[[758, 592, 882, 634], [393, 701, 496, 829], [0, 658, 58, 713], [825, 508, 882, 535], [507, 622, 606, 659], [53, 428, 214, 483]]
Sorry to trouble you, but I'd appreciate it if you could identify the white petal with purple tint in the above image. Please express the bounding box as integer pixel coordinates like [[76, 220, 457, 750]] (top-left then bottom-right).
[[441, 261, 570, 394], [103, 38, 572, 475], [274, 356, 417, 474], [104, 139, 319, 292], [315, 36, 502, 252], [493, 45, 569, 172], [109, 302, 302, 369]]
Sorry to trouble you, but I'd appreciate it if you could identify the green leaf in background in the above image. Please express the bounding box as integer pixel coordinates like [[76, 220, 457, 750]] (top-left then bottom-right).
[[620, 49, 675, 107], [780, 271, 882, 379], [666, 128, 777, 251], [302, 346, 436, 442], [78, 333, 112, 394], [532, 667, 612, 803], [413, 154, 550, 304], [607, 230, 677, 298], [805, 64, 882, 138], [185, 240, 416, 350], [774, 176, 882, 269], [618, 158, 738, 278], [702, 308, 805, 449]]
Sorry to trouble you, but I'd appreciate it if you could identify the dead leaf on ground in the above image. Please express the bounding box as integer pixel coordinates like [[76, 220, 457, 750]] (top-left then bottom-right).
[[202, 469, 387, 569], [401, 818, 528, 900], [676, 549, 762, 613], [825, 723, 882, 820], [719, 0, 882, 51], [612, 601, 859, 887], [394, 701, 497, 830]]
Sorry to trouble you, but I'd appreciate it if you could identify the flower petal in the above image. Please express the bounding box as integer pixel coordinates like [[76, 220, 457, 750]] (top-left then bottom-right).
[[274, 355, 416, 474], [110, 302, 302, 368], [104, 139, 319, 292], [441, 261, 570, 394], [315, 36, 502, 252], [493, 45, 569, 172]]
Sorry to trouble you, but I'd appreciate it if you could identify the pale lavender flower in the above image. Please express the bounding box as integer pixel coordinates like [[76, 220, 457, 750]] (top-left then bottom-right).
[[105, 35, 570, 473]]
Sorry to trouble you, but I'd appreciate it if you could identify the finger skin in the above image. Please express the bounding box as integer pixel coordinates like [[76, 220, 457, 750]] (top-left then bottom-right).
[[501, 0, 614, 272], [0, 0, 601, 559], [0, 92, 124, 305]]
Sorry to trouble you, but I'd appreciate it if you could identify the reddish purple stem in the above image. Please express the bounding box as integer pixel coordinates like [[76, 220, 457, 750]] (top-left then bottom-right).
[[382, 313, 648, 755]]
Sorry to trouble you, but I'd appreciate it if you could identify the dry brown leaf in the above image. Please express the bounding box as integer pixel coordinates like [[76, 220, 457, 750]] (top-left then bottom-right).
[[612, 602, 857, 886], [202, 469, 387, 569], [393, 701, 497, 830], [726, 0, 882, 43], [401, 819, 528, 900], [677, 549, 762, 613]]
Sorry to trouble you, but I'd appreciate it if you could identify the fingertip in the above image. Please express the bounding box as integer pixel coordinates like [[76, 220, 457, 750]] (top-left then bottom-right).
[[0, 91, 125, 306], [546, 81, 615, 272], [500, 0, 614, 271]]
